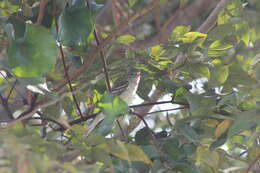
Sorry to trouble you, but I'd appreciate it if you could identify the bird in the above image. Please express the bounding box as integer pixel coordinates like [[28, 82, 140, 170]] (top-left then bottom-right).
[[85, 69, 141, 137]]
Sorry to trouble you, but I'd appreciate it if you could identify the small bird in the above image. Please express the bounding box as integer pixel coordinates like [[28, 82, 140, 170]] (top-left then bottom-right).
[[111, 70, 141, 104], [85, 69, 141, 136]]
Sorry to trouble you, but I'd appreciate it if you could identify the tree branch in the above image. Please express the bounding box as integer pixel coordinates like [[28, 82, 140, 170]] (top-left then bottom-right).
[[196, 0, 232, 33], [36, 0, 46, 25]]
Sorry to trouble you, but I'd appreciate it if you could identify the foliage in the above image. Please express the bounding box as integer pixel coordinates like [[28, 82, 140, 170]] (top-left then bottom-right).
[[0, 0, 260, 172]]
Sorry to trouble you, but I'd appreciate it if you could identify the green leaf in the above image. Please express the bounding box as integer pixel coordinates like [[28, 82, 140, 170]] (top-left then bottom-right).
[[182, 144, 197, 156], [162, 79, 180, 93], [208, 24, 234, 40], [116, 34, 136, 44], [184, 64, 210, 79], [222, 62, 257, 92], [209, 40, 233, 50], [42, 103, 62, 119], [96, 94, 129, 135], [254, 62, 260, 82], [209, 65, 229, 87], [135, 127, 153, 145], [136, 78, 153, 101], [179, 32, 207, 44], [149, 45, 165, 57], [58, 6, 94, 46], [0, 0, 19, 16], [141, 145, 161, 159], [92, 147, 112, 165], [162, 137, 182, 160], [7, 24, 57, 78], [184, 92, 216, 116], [6, 13, 26, 39], [128, 0, 138, 7], [175, 121, 200, 144], [62, 97, 74, 116], [99, 94, 129, 117], [170, 25, 191, 41], [108, 141, 152, 164], [174, 163, 200, 173], [210, 134, 227, 151], [228, 109, 260, 138]]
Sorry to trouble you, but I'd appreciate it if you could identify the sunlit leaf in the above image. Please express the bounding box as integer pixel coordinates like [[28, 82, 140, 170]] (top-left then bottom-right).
[[170, 25, 191, 41], [209, 40, 233, 50], [149, 45, 165, 57], [179, 32, 207, 44], [116, 34, 136, 44]]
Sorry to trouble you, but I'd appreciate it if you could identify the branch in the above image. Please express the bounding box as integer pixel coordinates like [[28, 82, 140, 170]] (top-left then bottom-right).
[[196, 0, 232, 33], [93, 30, 112, 92], [126, 89, 165, 135], [129, 100, 188, 108], [247, 154, 260, 173], [36, 0, 46, 25], [58, 43, 84, 118], [146, 106, 187, 115]]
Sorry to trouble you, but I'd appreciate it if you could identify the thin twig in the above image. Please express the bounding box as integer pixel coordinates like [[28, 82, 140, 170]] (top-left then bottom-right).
[[54, 113, 99, 131], [0, 72, 27, 103], [93, 30, 112, 92], [147, 106, 187, 115], [53, 1, 84, 119], [116, 119, 127, 141], [130, 100, 188, 108], [58, 43, 84, 118], [87, 0, 112, 92], [132, 111, 156, 137], [28, 116, 65, 129], [6, 79, 17, 101]]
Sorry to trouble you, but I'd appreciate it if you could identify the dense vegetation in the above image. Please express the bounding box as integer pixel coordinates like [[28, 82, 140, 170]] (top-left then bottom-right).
[[0, 0, 260, 172]]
